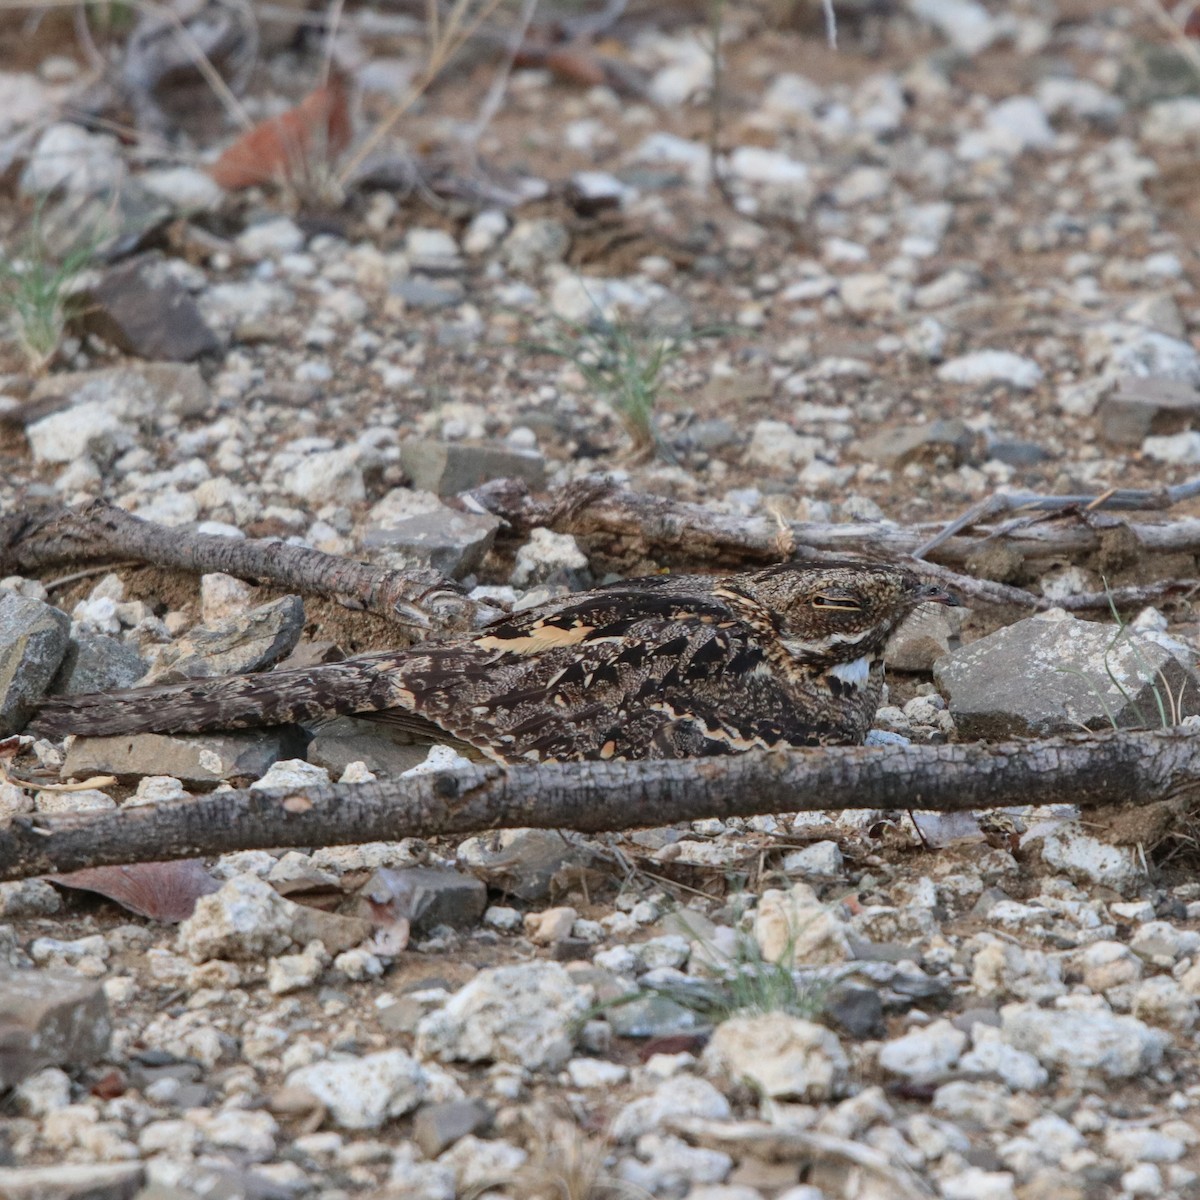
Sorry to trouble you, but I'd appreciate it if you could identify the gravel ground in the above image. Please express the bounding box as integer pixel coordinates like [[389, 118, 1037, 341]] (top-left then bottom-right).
[[4, 2, 1200, 1198]]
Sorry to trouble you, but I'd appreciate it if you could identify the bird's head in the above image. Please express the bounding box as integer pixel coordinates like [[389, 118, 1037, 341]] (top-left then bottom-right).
[[728, 561, 961, 667]]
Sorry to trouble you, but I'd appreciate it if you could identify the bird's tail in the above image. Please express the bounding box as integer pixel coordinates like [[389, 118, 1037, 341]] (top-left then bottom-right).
[[30, 656, 399, 740]]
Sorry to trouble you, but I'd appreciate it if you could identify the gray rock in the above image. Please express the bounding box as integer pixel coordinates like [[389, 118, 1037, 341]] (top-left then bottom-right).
[[412, 1098, 492, 1158], [0, 594, 71, 734], [62, 728, 305, 783], [0, 969, 111, 1088], [49, 632, 146, 695], [78, 252, 218, 361], [19, 122, 126, 197], [355, 866, 487, 934], [885, 605, 962, 673], [1097, 376, 1200, 447], [362, 509, 500, 578], [401, 438, 546, 496], [821, 982, 884, 1039], [141, 595, 304, 684], [307, 717, 434, 777], [390, 276, 465, 309], [852, 419, 975, 468], [934, 613, 1200, 738], [0, 1164, 144, 1200], [605, 993, 709, 1039], [31, 362, 212, 420], [511, 528, 590, 588]]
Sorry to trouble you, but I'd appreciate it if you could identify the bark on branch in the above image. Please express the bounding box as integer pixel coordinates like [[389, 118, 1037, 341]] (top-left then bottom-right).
[[468, 476, 1200, 608], [0, 500, 478, 632], [3, 729, 1198, 881]]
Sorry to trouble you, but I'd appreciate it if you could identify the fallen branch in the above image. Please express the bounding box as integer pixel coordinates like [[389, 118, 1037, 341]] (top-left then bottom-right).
[[0, 500, 478, 632], [468, 476, 1200, 579], [3, 729, 1198, 881]]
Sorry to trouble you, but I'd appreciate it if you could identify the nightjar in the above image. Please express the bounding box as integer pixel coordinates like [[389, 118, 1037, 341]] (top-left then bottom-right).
[[32, 562, 960, 761]]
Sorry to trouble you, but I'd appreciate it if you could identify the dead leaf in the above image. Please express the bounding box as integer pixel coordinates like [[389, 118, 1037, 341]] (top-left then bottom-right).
[[47, 860, 220, 923], [210, 72, 352, 191]]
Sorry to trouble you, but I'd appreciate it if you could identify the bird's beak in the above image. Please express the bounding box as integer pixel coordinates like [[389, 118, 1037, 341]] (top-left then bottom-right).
[[918, 582, 963, 607]]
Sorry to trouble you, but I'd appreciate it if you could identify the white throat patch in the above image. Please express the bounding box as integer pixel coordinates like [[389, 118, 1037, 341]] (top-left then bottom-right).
[[828, 654, 871, 686]]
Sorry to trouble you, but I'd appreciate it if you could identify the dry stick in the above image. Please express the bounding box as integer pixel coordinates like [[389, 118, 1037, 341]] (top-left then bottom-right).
[[0, 500, 478, 632], [466, 477, 1200, 607], [2, 728, 1198, 882], [912, 476, 1200, 559]]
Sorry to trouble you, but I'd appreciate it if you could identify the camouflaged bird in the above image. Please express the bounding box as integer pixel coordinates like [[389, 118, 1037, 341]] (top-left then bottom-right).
[[31, 562, 960, 761]]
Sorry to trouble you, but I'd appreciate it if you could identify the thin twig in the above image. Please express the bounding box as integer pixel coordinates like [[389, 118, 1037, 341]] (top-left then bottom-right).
[[462, 0, 540, 157]]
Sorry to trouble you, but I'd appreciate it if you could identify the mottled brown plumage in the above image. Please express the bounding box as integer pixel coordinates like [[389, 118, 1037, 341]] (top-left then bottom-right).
[[31, 562, 959, 761]]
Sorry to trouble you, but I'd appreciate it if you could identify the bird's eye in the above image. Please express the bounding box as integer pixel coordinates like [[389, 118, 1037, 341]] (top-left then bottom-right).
[[811, 592, 862, 611]]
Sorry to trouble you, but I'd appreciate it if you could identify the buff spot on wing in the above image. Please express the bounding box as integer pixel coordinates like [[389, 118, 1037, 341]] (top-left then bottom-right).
[[475, 622, 595, 654]]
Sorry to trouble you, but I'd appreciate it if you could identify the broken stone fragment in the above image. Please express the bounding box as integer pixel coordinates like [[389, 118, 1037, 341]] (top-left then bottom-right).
[[400, 438, 546, 495], [62, 728, 306, 784], [1097, 374, 1200, 446], [140, 594, 304, 684], [0, 968, 111, 1089], [934, 611, 1200, 738], [0, 593, 72, 735]]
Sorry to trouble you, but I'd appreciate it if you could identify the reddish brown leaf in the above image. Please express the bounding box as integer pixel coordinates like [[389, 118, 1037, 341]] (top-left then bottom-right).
[[210, 72, 353, 191], [48, 860, 220, 923], [1186, 6, 1200, 37]]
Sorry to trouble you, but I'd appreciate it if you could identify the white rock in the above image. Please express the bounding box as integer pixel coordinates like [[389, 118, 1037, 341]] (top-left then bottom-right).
[[140, 166, 225, 211], [20, 122, 125, 196], [1142, 97, 1200, 147], [878, 1019, 966, 1081], [283, 446, 366, 506], [937, 351, 1043, 390], [984, 96, 1056, 153], [177, 873, 297, 962], [400, 744, 475, 778], [1144, 431, 1200, 465], [267, 940, 329, 995], [941, 1167, 1016, 1200], [703, 1013, 848, 1100], [1131, 976, 1198, 1031], [611, 1074, 732, 1143], [959, 1027, 1048, 1091], [1038, 822, 1141, 893], [252, 759, 331, 791], [908, 0, 998, 54], [781, 840, 843, 877], [762, 73, 825, 115], [415, 962, 591, 1070], [511, 528, 589, 587], [195, 1108, 278, 1160], [754, 884, 851, 965], [567, 1057, 629, 1088], [1074, 941, 1144, 992], [236, 218, 305, 258], [999, 1003, 1167, 1079], [333, 948, 383, 981], [1105, 1126, 1186, 1164], [746, 421, 823, 470], [727, 146, 810, 189], [970, 935, 1065, 1003], [1036, 78, 1124, 122], [438, 1135, 527, 1191], [286, 1050, 427, 1129], [632, 132, 712, 186], [1130, 921, 1200, 963], [840, 273, 911, 315], [200, 572, 253, 623], [27, 402, 131, 465], [1107, 329, 1200, 387]]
